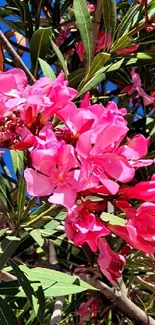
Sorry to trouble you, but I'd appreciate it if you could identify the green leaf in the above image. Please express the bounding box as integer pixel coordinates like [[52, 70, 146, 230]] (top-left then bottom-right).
[[0, 174, 8, 208], [0, 296, 19, 325], [0, 237, 20, 270], [50, 38, 68, 77], [73, 0, 92, 68], [110, 35, 133, 53], [30, 229, 44, 247], [20, 266, 97, 296], [30, 27, 52, 77], [116, 5, 139, 39], [102, 0, 116, 45], [89, 52, 111, 77], [78, 72, 105, 96], [17, 176, 26, 221], [9, 261, 44, 324], [39, 58, 56, 81], [68, 68, 86, 88], [100, 212, 125, 226], [10, 150, 24, 175]]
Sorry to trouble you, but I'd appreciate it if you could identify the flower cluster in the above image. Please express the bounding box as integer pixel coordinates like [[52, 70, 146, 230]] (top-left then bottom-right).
[[0, 68, 154, 284]]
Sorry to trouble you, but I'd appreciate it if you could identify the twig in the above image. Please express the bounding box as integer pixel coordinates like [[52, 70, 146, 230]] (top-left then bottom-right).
[[0, 29, 35, 84], [92, 0, 102, 56], [50, 296, 65, 325], [81, 275, 155, 325], [0, 270, 17, 282]]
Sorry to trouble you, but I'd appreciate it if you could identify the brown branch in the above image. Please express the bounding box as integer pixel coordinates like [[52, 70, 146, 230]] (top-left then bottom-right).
[[0, 270, 17, 282], [81, 275, 155, 325], [0, 29, 35, 84], [92, 0, 102, 56]]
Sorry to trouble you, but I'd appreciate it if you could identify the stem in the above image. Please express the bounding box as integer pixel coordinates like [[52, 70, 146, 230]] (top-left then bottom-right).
[[81, 275, 155, 325], [50, 296, 65, 325], [0, 29, 35, 84], [0, 270, 17, 282], [49, 241, 65, 325]]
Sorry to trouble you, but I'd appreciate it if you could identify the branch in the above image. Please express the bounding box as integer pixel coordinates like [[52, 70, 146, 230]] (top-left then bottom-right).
[[81, 275, 155, 325], [92, 0, 102, 56], [49, 241, 65, 325], [0, 30, 36, 84], [0, 270, 17, 282], [50, 296, 65, 325]]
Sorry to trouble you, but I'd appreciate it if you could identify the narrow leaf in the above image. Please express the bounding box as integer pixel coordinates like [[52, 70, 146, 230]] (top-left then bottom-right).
[[9, 260, 44, 324], [89, 52, 111, 77], [100, 212, 125, 226], [10, 150, 24, 175], [0, 237, 20, 269], [0, 296, 19, 325], [30, 27, 52, 76], [17, 176, 26, 221], [116, 5, 139, 39], [50, 38, 68, 77], [39, 58, 56, 80], [73, 0, 92, 68], [78, 73, 105, 96], [68, 68, 86, 88], [30, 230, 44, 247], [102, 0, 116, 45]]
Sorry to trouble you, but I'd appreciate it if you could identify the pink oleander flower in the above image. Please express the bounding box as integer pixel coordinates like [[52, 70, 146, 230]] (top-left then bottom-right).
[[65, 202, 110, 252], [97, 238, 126, 283], [58, 100, 152, 195], [5, 72, 77, 127], [76, 31, 111, 61], [117, 45, 139, 55], [24, 143, 80, 208], [126, 68, 154, 106], [110, 202, 155, 254], [0, 68, 27, 93], [56, 20, 75, 55], [121, 177, 155, 202], [116, 134, 153, 168], [76, 298, 98, 325]]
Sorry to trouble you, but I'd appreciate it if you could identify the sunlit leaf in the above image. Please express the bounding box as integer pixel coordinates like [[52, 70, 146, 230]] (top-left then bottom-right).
[[100, 212, 125, 226], [39, 58, 56, 80]]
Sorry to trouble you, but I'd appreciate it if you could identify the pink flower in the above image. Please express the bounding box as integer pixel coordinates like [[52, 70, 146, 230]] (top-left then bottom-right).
[[24, 143, 80, 207], [116, 134, 153, 168], [97, 238, 126, 283], [76, 298, 98, 325], [0, 68, 27, 93], [121, 178, 155, 202], [117, 45, 139, 55], [76, 41, 86, 62], [76, 31, 111, 61], [65, 202, 110, 252], [110, 203, 155, 254], [128, 68, 154, 106], [96, 31, 111, 52], [5, 72, 77, 129]]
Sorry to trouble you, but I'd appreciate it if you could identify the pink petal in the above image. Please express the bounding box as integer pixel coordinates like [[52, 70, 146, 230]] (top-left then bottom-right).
[[48, 184, 77, 208], [24, 168, 54, 196]]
